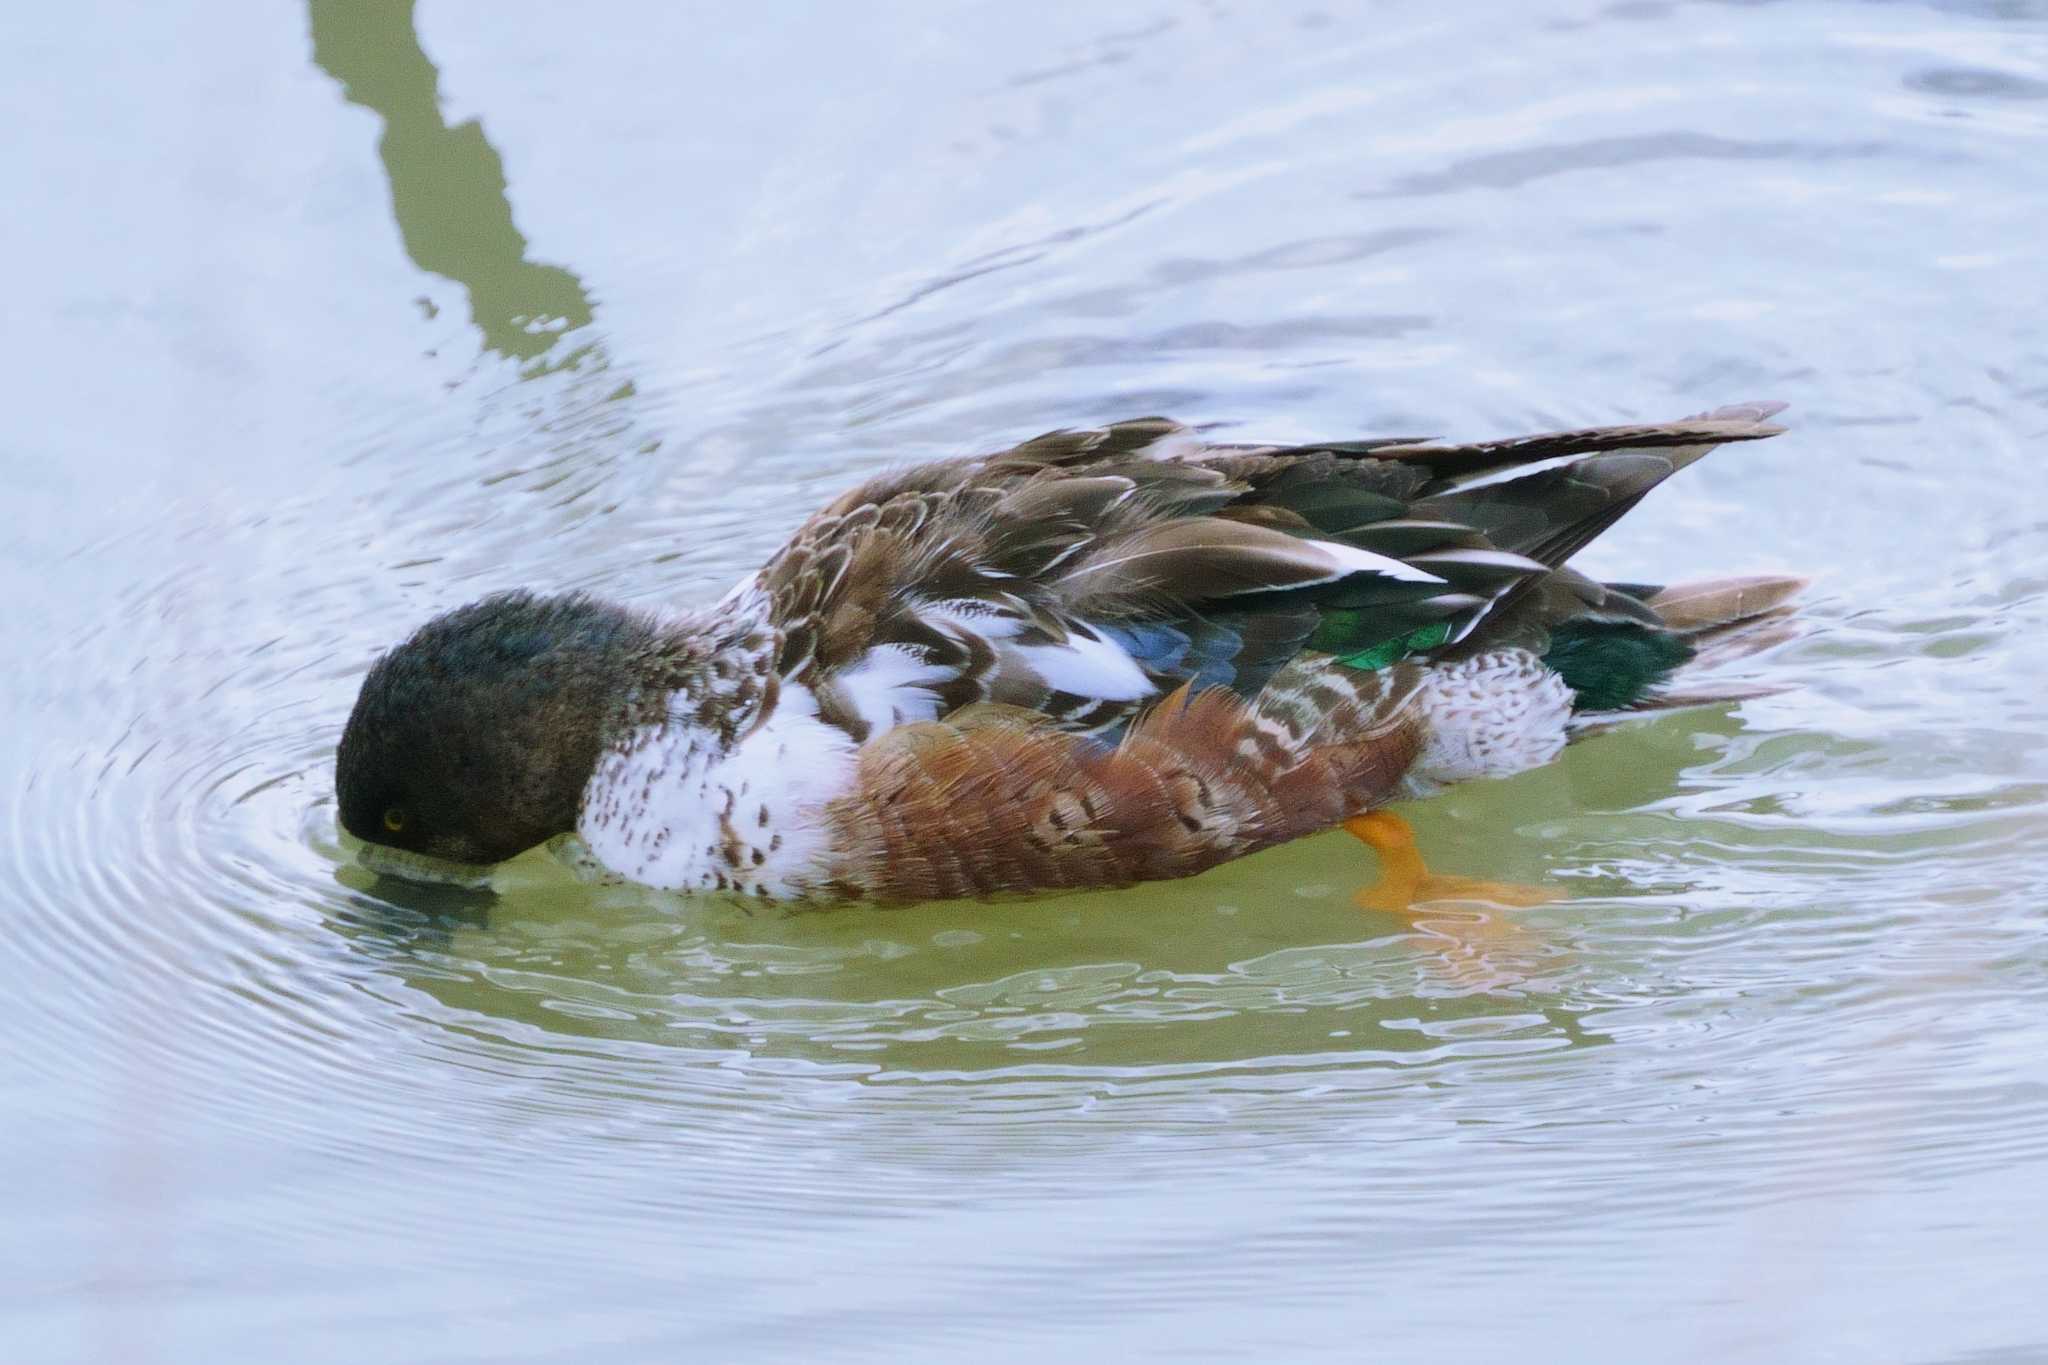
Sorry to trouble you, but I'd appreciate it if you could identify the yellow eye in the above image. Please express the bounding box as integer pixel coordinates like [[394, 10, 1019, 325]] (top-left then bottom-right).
[[383, 807, 407, 833]]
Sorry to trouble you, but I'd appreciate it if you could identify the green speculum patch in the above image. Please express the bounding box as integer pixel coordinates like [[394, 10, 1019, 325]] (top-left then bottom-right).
[[1317, 617, 1453, 671]]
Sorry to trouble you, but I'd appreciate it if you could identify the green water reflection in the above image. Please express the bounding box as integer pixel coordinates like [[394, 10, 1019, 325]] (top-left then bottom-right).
[[308, 0, 593, 366], [330, 793, 1627, 1075]]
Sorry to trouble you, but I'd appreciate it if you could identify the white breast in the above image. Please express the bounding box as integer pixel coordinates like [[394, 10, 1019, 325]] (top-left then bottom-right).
[[575, 684, 858, 897]]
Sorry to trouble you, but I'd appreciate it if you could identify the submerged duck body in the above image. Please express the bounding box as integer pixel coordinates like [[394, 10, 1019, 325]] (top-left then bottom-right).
[[336, 404, 1801, 904]]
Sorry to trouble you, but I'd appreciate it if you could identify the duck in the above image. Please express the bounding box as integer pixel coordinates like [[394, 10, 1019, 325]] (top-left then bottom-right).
[[335, 402, 1804, 907]]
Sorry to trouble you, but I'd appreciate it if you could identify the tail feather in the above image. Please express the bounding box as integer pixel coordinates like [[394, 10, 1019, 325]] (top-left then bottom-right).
[[1648, 574, 1810, 634], [1651, 573, 1809, 674]]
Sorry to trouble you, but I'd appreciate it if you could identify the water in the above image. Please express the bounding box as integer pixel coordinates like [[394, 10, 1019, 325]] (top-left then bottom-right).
[[4, 1, 2047, 1360]]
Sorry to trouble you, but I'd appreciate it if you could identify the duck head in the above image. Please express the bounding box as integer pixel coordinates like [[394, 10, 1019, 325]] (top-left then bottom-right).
[[335, 591, 660, 871]]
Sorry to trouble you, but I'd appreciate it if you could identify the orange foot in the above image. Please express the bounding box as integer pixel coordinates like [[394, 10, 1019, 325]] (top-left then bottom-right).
[[1342, 811, 1559, 916]]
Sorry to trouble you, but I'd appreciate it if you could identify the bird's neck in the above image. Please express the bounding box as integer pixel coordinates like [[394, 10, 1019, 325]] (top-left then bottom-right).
[[618, 583, 780, 752]]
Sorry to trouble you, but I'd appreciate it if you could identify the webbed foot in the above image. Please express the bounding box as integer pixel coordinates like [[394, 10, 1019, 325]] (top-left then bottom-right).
[[1342, 811, 1559, 916]]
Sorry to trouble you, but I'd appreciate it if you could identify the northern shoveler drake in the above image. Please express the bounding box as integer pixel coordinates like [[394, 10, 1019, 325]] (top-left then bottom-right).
[[336, 402, 1804, 907]]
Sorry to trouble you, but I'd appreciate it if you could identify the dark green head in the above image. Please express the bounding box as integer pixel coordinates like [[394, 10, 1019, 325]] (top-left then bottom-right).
[[335, 591, 657, 867]]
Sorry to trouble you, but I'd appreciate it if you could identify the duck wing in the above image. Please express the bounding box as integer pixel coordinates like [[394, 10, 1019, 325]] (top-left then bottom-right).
[[747, 406, 1785, 744]]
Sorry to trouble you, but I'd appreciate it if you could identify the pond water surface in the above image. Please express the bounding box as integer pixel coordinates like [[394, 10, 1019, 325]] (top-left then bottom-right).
[[5, 1, 2048, 1361]]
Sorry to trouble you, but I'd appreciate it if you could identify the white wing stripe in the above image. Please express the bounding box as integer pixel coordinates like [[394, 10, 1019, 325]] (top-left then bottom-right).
[[832, 645, 954, 732], [1313, 540, 1446, 584], [1012, 628, 1155, 701]]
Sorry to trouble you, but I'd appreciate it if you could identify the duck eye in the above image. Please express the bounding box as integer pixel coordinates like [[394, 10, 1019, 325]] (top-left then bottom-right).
[[383, 807, 407, 834]]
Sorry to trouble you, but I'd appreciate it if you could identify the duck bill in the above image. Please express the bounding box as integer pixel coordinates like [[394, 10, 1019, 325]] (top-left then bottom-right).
[[350, 839, 498, 891]]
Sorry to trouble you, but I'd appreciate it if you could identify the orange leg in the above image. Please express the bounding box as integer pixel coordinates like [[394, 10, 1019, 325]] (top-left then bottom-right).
[[1343, 811, 1557, 916]]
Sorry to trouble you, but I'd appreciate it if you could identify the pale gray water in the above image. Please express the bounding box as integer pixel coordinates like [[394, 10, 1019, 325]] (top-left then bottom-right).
[[4, 2, 2048, 1361]]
